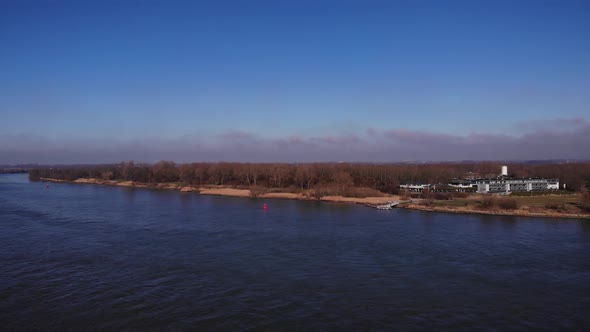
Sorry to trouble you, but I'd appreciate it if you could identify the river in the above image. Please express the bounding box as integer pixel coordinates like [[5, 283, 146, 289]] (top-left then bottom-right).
[[1, 173, 589, 330]]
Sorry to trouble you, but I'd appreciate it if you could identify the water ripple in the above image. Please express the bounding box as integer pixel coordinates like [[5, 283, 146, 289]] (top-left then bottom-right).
[[1, 174, 590, 330]]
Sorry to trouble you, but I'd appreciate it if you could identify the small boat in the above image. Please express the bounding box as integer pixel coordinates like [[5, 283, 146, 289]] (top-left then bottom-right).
[[375, 201, 400, 210]]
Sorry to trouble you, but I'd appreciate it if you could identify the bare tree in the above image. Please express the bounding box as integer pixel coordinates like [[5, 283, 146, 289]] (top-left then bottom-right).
[[332, 171, 354, 195]]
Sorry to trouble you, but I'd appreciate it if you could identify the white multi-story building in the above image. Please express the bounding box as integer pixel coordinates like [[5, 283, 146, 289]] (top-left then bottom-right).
[[448, 180, 477, 189], [476, 178, 559, 193], [468, 166, 559, 193], [399, 184, 431, 191], [402, 166, 560, 194]]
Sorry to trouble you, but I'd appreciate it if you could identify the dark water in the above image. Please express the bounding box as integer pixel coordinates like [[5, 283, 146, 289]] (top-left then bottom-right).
[[1, 174, 589, 331]]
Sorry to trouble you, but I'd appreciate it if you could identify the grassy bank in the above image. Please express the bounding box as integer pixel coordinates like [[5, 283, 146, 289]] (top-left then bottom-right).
[[404, 193, 590, 219]]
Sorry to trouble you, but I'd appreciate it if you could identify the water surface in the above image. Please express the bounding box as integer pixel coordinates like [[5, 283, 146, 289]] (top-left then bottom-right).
[[1, 174, 589, 330]]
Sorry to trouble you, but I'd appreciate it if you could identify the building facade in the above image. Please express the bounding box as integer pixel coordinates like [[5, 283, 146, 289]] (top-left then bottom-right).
[[399, 184, 432, 192], [476, 178, 559, 193]]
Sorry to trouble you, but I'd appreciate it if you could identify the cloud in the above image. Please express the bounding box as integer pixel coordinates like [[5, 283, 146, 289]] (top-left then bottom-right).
[[383, 129, 460, 144], [1, 118, 589, 164], [218, 130, 259, 142], [309, 134, 363, 146], [366, 127, 378, 137], [514, 117, 590, 133]]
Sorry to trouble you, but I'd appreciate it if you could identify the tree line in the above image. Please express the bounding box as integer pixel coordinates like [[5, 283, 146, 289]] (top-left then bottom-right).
[[29, 161, 590, 194]]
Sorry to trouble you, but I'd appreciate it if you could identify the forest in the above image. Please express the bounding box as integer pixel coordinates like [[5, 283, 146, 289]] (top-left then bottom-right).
[[29, 161, 590, 195]]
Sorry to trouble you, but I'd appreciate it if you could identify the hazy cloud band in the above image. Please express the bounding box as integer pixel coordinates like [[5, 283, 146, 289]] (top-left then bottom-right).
[[1, 118, 588, 164]]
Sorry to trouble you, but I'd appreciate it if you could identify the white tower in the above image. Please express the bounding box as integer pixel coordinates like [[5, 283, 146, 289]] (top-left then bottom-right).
[[501, 165, 508, 177]]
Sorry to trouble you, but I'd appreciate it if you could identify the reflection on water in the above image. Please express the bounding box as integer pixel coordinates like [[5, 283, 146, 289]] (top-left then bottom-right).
[[579, 220, 590, 236], [122, 187, 137, 202], [1, 173, 589, 330], [500, 216, 518, 228]]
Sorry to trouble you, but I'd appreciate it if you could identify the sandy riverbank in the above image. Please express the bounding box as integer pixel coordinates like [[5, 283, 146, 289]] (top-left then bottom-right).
[[194, 188, 398, 205], [41, 177, 397, 206], [198, 187, 251, 197], [320, 195, 401, 205]]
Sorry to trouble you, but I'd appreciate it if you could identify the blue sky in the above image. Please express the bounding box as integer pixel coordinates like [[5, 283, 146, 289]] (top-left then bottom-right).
[[1, 0, 589, 163]]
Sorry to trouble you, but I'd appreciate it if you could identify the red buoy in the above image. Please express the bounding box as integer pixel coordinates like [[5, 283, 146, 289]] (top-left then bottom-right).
[[263, 203, 268, 210]]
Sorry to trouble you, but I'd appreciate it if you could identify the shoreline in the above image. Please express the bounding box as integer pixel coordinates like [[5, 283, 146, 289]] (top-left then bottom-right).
[[38, 177, 590, 220], [39, 177, 399, 205], [402, 203, 590, 220]]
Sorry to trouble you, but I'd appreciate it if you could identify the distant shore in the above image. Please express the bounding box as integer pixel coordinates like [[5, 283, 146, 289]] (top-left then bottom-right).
[[39, 177, 398, 206], [37, 177, 590, 219]]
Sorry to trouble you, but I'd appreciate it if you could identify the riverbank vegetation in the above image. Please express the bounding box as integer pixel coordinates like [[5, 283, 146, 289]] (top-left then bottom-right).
[[28, 161, 590, 218], [29, 161, 590, 193], [407, 192, 589, 216]]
